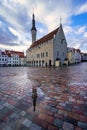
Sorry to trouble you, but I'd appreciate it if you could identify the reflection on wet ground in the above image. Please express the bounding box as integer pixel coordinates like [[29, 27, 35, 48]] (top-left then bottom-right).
[[0, 63, 87, 130], [32, 86, 37, 112]]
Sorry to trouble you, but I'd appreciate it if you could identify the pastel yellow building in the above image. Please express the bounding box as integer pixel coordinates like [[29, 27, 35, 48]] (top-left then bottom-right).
[[67, 48, 75, 64], [67, 48, 81, 64]]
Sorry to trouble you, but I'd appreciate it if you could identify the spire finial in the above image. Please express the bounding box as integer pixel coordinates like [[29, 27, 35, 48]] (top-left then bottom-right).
[[60, 16, 62, 25], [33, 7, 34, 14]]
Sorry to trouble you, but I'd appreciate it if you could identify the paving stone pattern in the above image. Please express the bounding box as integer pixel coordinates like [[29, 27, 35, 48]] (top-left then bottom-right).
[[0, 63, 87, 130]]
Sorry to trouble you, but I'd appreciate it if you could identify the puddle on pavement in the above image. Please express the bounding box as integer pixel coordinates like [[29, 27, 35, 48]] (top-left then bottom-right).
[[28, 86, 50, 112]]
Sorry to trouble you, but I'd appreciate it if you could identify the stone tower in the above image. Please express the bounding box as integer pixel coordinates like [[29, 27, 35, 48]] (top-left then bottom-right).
[[31, 13, 37, 43]]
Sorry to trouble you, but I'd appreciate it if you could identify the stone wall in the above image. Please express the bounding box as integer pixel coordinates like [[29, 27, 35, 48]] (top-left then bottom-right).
[[53, 24, 67, 65]]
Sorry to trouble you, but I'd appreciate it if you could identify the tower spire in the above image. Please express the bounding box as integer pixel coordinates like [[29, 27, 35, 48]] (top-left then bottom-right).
[[31, 13, 36, 31], [60, 16, 62, 25], [31, 12, 37, 43]]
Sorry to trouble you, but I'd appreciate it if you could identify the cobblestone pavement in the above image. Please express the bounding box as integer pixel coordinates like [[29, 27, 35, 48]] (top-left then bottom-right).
[[0, 63, 87, 130]]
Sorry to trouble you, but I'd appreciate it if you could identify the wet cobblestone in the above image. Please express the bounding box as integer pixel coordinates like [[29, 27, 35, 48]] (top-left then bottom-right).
[[63, 122, 74, 130], [0, 63, 87, 130]]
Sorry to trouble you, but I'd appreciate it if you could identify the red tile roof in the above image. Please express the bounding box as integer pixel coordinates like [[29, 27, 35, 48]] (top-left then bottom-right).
[[76, 49, 81, 53], [2, 52, 7, 55], [5, 50, 24, 58], [30, 28, 59, 49]]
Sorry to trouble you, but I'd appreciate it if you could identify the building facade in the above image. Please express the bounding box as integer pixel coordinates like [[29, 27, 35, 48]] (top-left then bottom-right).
[[26, 14, 67, 67], [75, 49, 81, 63], [81, 53, 87, 61], [67, 48, 81, 64], [0, 50, 26, 66], [0, 50, 8, 67]]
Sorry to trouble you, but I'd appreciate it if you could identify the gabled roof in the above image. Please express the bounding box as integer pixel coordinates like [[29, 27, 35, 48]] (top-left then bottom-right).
[[5, 50, 24, 57], [30, 28, 59, 49]]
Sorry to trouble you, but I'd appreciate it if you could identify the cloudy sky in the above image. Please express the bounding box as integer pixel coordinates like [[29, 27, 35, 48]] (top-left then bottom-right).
[[0, 0, 87, 53]]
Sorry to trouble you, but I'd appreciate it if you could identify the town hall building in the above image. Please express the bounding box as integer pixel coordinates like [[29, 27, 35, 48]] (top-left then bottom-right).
[[26, 14, 67, 67]]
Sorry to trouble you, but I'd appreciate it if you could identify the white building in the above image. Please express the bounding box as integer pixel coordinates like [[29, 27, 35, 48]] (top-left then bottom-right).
[[7, 54, 20, 66], [0, 50, 26, 66], [0, 51, 8, 66], [5, 50, 25, 66]]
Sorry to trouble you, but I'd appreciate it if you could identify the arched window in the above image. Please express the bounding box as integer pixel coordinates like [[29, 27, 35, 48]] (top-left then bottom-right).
[[43, 53, 44, 57], [46, 52, 48, 57]]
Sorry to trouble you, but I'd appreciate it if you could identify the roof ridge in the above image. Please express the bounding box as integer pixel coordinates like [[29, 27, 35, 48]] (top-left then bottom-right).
[[5, 50, 24, 53], [30, 27, 59, 49]]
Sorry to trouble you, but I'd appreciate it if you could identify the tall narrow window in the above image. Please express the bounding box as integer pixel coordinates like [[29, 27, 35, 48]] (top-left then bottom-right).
[[43, 52, 44, 57], [37, 54, 39, 58], [46, 52, 48, 57], [41, 53, 42, 58]]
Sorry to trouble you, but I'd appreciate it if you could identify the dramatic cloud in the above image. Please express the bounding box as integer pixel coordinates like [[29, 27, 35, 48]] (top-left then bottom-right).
[[0, 19, 18, 46], [84, 32, 87, 38], [64, 25, 87, 52], [74, 1, 87, 15], [0, 0, 87, 53]]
